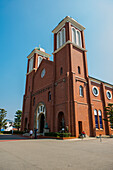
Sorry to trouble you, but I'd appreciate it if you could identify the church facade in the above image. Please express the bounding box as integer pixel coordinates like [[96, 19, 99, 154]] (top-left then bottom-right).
[[21, 16, 113, 137]]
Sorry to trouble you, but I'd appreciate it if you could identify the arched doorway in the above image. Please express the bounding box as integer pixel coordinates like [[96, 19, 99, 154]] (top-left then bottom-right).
[[34, 102, 46, 134], [58, 112, 65, 132], [39, 113, 45, 133]]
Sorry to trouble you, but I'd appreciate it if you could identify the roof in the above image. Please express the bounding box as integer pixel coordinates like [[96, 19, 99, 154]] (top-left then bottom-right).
[[52, 16, 85, 33], [89, 76, 113, 88], [27, 48, 51, 59]]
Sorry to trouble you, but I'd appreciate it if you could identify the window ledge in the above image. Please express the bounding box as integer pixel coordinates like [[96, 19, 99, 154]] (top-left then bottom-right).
[[100, 128, 103, 130], [26, 68, 36, 75], [72, 43, 87, 52], [53, 41, 87, 54], [80, 95, 84, 98]]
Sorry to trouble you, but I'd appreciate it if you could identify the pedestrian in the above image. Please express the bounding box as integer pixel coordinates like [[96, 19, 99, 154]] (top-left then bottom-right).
[[99, 134, 102, 142], [81, 131, 86, 138], [34, 128, 37, 139], [29, 129, 33, 139]]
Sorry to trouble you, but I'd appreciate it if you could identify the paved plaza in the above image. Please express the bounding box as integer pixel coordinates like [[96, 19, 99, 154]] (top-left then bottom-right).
[[0, 136, 113, 170]]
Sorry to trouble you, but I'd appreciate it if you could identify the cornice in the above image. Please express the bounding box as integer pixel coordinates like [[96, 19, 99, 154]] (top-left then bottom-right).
[[27, 49, 51, 59], [89, 76, 113, 88], [75, 75, 87, 83], [104, 84, 113, 89], [90, 79, 101, 85], [53, 40, 87, 54], [52, 16, 85, 33]]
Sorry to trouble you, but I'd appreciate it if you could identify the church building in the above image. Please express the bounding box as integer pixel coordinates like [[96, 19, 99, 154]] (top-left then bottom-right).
[[21, 16, 113, 137]]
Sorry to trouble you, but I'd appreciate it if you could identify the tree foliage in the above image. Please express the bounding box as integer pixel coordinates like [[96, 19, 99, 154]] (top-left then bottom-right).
[[104, 103, 113, 128], [0, 108, 7, 132], [14, 110, 22, 131]]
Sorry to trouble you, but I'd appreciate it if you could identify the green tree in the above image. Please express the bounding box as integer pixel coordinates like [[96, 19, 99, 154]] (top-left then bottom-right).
[[14, 110, 22, 131], [0, 109, 7, 132], [104, 103, 113, 128]]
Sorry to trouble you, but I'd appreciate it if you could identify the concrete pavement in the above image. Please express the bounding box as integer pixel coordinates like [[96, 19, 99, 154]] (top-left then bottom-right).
[[0, 137, 113, 170]]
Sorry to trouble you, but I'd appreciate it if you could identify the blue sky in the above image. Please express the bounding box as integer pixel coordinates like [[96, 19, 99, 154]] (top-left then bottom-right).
[[0, 0, 113, 120]]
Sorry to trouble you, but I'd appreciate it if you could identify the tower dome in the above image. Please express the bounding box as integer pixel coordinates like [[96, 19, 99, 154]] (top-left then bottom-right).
[[35, 46, 45, 52]]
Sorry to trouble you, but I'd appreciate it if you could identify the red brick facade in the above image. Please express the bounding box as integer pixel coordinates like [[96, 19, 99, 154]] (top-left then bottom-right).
[[21, 16, 113, 137]]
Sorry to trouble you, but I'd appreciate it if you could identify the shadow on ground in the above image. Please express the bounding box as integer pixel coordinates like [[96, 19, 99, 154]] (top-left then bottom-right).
[[0, 135, 29, 140]]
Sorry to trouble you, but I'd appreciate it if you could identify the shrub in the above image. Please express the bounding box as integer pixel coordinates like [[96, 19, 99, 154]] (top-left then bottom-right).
[[45, 132, 58, 137], [57, 133, 71, 137], [45, 132, 71, 137], [2, 131, 12, 134], [13, 131, 24, 134]]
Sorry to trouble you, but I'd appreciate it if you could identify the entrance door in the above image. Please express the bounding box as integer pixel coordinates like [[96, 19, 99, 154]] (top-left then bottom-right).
[[58, 112, 64, 132], [78, 121, 82, 134], [40, 114, 44, 133]]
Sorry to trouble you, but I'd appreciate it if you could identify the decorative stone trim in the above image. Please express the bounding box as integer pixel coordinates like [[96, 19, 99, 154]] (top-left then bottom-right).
[[32, 85, 52, 97], [74, 100, 88, 105], [27, 49, 51, 59], [90, 79, 101, 85], [52, 16, 85, 33], [92, 99, 101, 102], [53, 41, 87, 54], [75, 76, 87, 84]]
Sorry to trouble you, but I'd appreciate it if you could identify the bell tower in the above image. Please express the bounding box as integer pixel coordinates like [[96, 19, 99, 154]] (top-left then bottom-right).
[[21, 46, 51, 131], [52, 16, 89, 136], [52, 16, 88, 80], [25, 47, 51, 95]]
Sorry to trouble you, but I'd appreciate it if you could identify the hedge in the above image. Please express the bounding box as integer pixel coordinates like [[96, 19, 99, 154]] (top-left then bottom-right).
[[45, 132, 71, 137]]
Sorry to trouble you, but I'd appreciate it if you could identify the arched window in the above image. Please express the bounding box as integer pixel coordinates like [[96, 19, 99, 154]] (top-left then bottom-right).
[[48, 91, 51, 101], [61, 28, 65, 45], [77, 31, 81, 47], [72, 27, 76, 44], [98, 110, 103, 129], [72, 27, 82, 47], [57, 32, 61, 49], [60, 67, 63, 75], [57, 28, 65, 49], [78, 66, 81, 74], [38, 56, 43, 67], [79, 86, 83, 97], [29, 57, 34, 72], [94, 109, 98, 129]]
